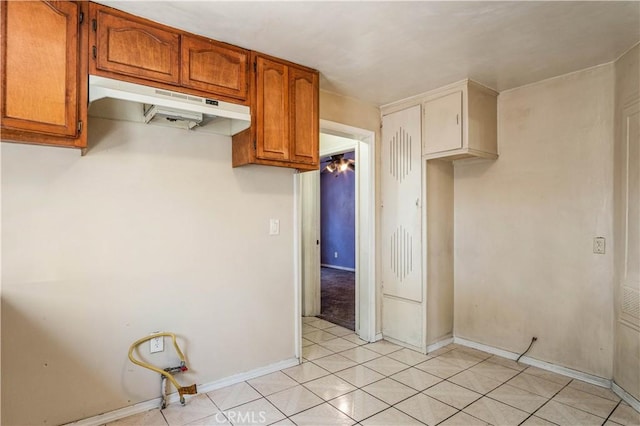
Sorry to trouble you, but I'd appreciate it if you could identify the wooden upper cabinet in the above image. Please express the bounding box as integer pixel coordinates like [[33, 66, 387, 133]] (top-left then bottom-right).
[[1, 0, 87, 148], [232, 53, 319, 171], [256, 56, 290, 162], [181, 35, 249, 101], [91, 3, 180, 84], [289, 67, 319, 165]]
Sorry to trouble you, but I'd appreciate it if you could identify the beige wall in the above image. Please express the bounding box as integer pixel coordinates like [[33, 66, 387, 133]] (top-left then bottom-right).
[[320, 90, 381, 137], [319, 90, 382, 334], [454, 64, 616, 378], [426, 160, 454, 345], [613, 44, 640, 400], [1, 118, 296, 425]]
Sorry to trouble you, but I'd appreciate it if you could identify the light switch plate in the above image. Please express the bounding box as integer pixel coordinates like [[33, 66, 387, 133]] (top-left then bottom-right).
[[269, 219, 280, 235]]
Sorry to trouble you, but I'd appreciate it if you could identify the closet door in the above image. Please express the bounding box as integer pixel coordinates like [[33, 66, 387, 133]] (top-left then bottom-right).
[[381, 105, 424, 349]]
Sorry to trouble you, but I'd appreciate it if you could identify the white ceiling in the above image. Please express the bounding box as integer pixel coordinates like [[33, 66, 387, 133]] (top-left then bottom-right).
[[98, 1, 640, 106]]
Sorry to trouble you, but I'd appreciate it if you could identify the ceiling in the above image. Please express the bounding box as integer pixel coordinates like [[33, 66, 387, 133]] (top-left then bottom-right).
[[98, 1, 640, 106]]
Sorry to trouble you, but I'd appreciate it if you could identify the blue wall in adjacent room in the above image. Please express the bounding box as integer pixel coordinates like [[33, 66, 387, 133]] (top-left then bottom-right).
[[320, 151, 356, 269]]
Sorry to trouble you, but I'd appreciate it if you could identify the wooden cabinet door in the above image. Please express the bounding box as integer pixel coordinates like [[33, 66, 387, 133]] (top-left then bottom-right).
[[93, 4, 179, 84], [1, 0, 80, 138], [181, 35, 249, 101], [255, 56, 289, 161], [289, 66, 319, 166], [423, 91, 462, 154]]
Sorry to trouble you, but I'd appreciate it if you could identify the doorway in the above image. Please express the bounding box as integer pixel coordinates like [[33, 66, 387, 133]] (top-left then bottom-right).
[[319, 150, 356, 330], [295, 120, 376, 358]]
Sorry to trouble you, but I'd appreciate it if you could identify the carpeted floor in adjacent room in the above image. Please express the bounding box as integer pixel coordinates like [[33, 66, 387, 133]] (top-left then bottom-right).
[[318, 266, 355, 330]]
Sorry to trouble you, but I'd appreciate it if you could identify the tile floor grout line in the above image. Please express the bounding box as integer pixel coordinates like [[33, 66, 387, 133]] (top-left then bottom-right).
[[324, 387, 389, 424], [203, 391, 235, 424], [526, 376, 576, 425], [472, 365, 556, 423], [543, 379, 620, 422], [290, 378, 361, 425], [425, 349, 539, 424], [602, 400, 623, 426]]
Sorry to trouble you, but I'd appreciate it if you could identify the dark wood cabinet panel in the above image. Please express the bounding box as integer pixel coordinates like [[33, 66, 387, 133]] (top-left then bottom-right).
[[92, 4, 180, 84], [1, 0, 87, 148], [181, 35, 249, 101], [256, 56, 289, 161], [289, 67, 319, 165]]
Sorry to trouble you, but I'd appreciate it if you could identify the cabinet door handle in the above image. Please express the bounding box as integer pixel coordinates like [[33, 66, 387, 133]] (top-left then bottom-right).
[[456, 114, 459, 125]]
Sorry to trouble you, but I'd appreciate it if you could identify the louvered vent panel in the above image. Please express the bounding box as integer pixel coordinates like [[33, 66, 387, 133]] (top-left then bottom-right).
[[390, 226, 413, 282], [389, 127, 412, 182]]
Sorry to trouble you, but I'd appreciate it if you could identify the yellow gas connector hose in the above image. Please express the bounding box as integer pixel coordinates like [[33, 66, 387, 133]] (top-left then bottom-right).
[[128, 332, 197, 405]]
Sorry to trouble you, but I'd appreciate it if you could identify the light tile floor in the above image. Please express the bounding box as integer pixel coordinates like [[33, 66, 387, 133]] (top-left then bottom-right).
[[108, 318, 640, 426]]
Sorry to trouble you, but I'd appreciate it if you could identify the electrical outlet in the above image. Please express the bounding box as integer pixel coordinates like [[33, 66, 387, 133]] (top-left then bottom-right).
[[593, 237, 606, 254], [150, 334, 164, 353], [334, 251, 338, 258]]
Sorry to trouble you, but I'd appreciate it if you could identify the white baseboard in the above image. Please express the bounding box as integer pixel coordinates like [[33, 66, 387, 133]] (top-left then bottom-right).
[[454, 337, 611, 388], [454, 337, 517, 360], [379, 335, 453, 355], [612, 381, 640, 413], [373, 333, 383, 342], [427, 337, 454, 353], [65, 357, 300, 426], [320, 264, 356, 272], [382, 335, 424, 353], [196, 358, 299, 394]]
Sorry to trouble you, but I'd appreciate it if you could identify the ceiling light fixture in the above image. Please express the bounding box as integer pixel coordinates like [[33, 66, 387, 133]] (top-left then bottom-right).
[[322, 154, 355, 175]]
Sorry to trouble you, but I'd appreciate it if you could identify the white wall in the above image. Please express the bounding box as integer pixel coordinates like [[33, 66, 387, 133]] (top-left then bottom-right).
[[454, 64, 616, 378], [1, 118, 296, 425]]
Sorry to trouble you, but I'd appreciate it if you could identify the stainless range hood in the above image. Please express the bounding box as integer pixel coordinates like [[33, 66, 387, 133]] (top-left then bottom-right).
[[88, 75, 251, 135]]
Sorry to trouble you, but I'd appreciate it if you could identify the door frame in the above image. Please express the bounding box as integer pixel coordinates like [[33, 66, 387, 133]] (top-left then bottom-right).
[[294, 120, 376, 359]]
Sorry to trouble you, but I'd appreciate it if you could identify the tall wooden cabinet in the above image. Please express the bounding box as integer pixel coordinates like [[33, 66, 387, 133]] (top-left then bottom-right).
[[233, 53, 319, 171], [1, 0, 88, 148]]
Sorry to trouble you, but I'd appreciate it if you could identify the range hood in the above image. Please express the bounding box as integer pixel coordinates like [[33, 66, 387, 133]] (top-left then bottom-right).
[[89, 75, 251, 135]]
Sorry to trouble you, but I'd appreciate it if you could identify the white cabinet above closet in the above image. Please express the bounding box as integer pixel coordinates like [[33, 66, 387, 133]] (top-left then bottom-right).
[[383, 79, 498, 161], [423, 80, 498, 160]]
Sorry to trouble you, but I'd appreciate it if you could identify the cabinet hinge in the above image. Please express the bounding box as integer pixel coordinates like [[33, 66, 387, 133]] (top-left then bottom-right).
[[92, 19, 97, 32], [77, 120, 83, 134], [79, 12, 84, 24], [92, 46, 97, 59], [253, 140, 257, 150], [253, 62, 257, 73]]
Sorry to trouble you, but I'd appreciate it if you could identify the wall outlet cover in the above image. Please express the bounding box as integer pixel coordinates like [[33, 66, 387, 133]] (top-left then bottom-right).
[[150, 334, 164, 353]]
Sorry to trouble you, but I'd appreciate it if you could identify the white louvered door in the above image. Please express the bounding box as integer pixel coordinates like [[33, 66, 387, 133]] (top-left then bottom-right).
[[381, 105, 424, 349]]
